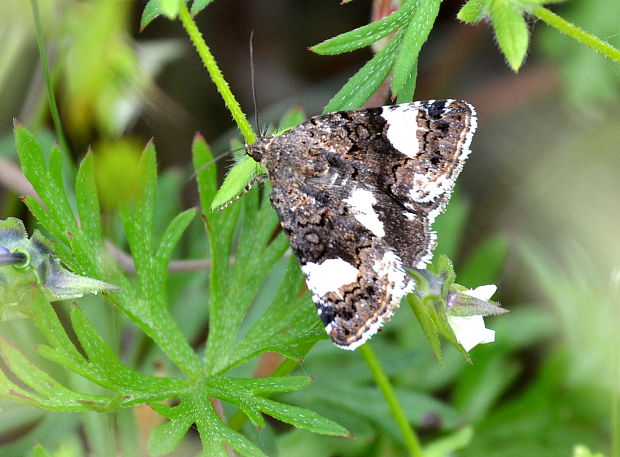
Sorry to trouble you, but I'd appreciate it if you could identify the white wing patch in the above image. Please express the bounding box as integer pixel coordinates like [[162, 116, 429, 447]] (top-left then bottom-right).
[[344, 187, 385, 237], [381, 104, 421, 158], [301, 258, 359, 299]]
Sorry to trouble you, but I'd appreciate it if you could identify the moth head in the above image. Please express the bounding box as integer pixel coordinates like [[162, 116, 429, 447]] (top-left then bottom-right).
[[246, 143, 263, 162]]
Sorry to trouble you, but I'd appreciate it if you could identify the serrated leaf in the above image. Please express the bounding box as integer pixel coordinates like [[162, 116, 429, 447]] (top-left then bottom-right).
[[210, 156, 266, 210], [488, 0, 529, 71], [191, 0, 216, 16], [392, 0, 441, 96], [457, 0, 487, 23], [324, 30, 403, 113], [311, 0, 416, 55]]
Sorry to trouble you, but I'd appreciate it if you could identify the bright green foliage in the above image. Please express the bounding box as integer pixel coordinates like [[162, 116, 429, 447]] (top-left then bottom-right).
[[312, 0, 442, 111], [407, 257, 469, 365], [458, 0, 533, 71], [141, 0, 216, 29], [488, 0, 530, 71], [193, 134, 327, 375], [458, 0, 620, 71], [4, 127, 347, 456], [209, 107, 306, 211], [0, 218, 115, 320]]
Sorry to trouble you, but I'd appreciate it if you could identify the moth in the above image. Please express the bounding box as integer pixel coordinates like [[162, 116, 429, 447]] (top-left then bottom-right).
[[247, 99, 477, 350]]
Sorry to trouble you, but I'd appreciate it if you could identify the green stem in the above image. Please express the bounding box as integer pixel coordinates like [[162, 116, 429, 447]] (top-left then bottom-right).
[[178, 3, 257, 144], [359, 344, 423, 457], [30, 0, 72, 158], [531, 5, 620, 64]]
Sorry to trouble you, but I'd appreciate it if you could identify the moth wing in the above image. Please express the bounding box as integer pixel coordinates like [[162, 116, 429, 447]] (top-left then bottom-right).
[[306, 99, 477, 218], [270, 176, 422, 350]]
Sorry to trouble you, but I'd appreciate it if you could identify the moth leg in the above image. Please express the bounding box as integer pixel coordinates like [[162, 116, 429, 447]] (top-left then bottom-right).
[[216, 173, 268, 210]]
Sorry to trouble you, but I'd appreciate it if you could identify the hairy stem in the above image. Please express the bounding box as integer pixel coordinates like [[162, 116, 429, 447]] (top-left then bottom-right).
[[531, 5, 620, 64], [178, 3, 257, 144], [359, 344, 423, 457]]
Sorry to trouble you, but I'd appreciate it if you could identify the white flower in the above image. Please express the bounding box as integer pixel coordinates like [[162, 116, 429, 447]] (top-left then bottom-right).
[[447, 285, 497, 352]]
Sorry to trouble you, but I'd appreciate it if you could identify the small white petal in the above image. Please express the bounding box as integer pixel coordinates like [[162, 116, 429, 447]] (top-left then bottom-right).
[[463, 284, 497, 301], [447, 315, 495, 352]]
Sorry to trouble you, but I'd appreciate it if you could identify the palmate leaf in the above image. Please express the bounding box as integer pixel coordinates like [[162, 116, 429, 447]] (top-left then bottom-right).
[[9, 127, 347, 454], [195, 135, 325, 375]]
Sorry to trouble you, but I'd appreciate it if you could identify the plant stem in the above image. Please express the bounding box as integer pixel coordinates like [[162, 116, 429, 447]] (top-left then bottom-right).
[[30, 0, 72, 160], [359, 344, 423, 457], [531, 5, 620, 64], [178, 3, 257, 144]]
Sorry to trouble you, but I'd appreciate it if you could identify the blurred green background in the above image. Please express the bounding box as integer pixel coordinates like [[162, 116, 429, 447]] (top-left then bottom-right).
[[0, 0, 618, 456]]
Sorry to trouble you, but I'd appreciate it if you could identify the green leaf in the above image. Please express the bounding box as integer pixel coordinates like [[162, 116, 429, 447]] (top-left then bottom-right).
[[311, 0, 416, 55], [191, 0, 216, 16], [14, 126, 76, 238], [407, 293, 445, 364], [32, 443, 53, 457], [0, 336, 116, 412], [192, 133, 218, 211], [488, 0, 529, 71], [229, 257, 325, 367], [160, 0, 180, 18], [392, 0, 441, 96], [75, 153, 102, 250], [210, 156, 266, 210], [457, 0, 487, 23], [324, 30, 403, 113], [252, 396, 349, 436], [154, 208, 197, 279], [141, 0, 191, 29], [148, 402, 195, 455], [204, 184, 290, 374], [276, 106, 307, 134], [395, 62, 418, 103]]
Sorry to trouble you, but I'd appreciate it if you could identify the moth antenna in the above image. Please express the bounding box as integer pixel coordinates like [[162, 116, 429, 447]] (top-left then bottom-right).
[[249, 30, 262, 139], [188, 145, 246, 182]]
